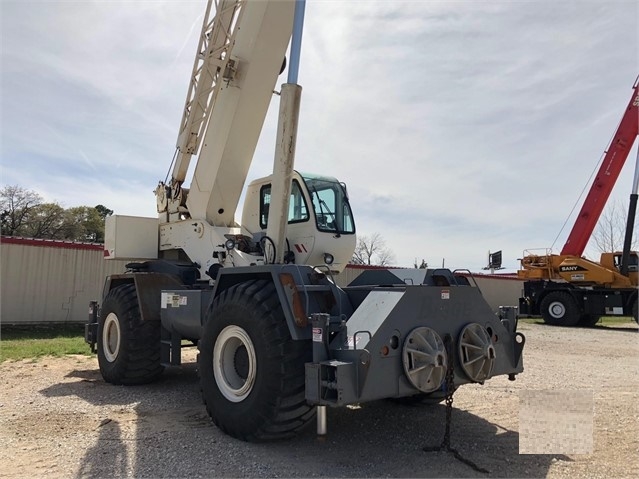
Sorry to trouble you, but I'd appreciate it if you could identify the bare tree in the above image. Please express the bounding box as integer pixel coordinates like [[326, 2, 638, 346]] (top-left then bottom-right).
[[0, 185, 43, 235], [351, 232, 396, 266], [592, 199, 637, 253]]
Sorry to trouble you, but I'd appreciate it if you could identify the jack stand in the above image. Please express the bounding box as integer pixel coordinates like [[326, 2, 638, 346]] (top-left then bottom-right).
[[317, 405, 327, 436]]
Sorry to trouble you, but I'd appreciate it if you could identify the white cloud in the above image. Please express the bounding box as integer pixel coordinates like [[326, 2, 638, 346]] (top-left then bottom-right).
[[2, 0, 637, 272]]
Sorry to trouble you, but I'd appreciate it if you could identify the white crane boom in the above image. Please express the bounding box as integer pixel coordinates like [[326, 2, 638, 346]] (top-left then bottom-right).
[[157, 0, 296, 227]]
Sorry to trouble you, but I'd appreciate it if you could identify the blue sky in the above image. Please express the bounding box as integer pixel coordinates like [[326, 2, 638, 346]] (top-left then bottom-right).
[[1, 0, 638, 272]]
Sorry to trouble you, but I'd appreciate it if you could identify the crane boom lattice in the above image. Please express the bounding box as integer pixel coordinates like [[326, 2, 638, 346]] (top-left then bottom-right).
[[173, 0, 244, 184]]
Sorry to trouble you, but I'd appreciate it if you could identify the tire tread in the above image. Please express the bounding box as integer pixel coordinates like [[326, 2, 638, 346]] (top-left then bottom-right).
[[98, 284, 163, 385], [199, 280, 314, 441]]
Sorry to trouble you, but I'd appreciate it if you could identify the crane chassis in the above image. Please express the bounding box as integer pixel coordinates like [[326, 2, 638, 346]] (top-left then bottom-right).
[[85, 0, 525, 440]]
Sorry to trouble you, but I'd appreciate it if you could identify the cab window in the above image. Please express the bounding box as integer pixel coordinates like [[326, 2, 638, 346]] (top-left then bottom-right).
[[259, 180, 309, 229], [302, 175, 355, 235]]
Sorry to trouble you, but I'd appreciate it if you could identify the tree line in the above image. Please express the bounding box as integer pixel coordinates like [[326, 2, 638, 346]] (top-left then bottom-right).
[[0, 185, 112, 243]]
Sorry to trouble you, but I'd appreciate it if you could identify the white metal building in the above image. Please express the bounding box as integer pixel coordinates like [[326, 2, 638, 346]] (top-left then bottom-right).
[[1, 237, 128, 325]]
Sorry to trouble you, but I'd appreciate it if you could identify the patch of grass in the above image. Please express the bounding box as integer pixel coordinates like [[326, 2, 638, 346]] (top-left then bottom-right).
[[598, 316, 637, 325], [0, 324, 92, 363]]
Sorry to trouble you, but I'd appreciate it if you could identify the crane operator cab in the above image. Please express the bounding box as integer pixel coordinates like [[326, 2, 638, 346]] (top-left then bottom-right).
[[611, 251, 639, 273], [242, 171, 356, 273]]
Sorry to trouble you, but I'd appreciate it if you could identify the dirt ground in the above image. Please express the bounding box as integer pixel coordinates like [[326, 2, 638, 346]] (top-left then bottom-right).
[[1, 321, 637, 478]]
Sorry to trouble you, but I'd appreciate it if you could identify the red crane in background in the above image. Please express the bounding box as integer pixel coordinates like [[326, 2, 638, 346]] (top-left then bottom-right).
[[561, 78, 639, 256], [518, 77, 639, 327]]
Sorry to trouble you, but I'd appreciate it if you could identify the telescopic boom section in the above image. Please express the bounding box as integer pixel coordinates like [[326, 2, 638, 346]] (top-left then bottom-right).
[[561, 79, 639, 256], [186, 0, 296, 226]]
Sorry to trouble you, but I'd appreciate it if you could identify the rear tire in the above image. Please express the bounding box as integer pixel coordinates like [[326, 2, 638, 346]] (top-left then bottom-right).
[[198, 280, 314, 441], [632, 298, 638, 323], [97, 284, 164, 385], [540, 291, 580, 327], [578, 315, 600, 327]]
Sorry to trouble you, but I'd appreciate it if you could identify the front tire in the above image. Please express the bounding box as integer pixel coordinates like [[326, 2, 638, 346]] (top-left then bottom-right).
[[97, 284, 164, 385], [540, 291, 580, 327], [198, 280, 314, 441]]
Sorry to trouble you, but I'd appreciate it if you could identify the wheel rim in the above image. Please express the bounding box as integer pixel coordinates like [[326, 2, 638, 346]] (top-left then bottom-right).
[[213, 325, 257, 403], [548, 301, 566, 319], [102, 313, 121, 363]]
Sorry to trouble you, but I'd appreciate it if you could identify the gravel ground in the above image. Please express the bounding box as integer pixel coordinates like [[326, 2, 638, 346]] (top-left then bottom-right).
[[1, 321, 637, 478]]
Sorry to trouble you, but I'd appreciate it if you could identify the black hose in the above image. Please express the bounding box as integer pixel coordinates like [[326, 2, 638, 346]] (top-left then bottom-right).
[[260, 236, 276, 264]]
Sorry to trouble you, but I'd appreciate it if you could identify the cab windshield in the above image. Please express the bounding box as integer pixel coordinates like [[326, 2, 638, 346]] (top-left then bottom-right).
[[301, 173, 355, 235]]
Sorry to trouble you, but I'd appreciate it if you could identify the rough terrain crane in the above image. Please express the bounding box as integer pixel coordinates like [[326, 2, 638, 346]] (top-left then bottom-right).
[[518, 77, 639, 326], [85, 0, 525, 441]]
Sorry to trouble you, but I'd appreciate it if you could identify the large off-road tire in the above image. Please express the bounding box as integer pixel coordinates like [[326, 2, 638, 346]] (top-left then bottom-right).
[[97, 284, 164, 385], [198, 280, 314, 441], [539, 291, 581, 327], [578, 314, 601, 327], [632, 298, 638, 324]]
